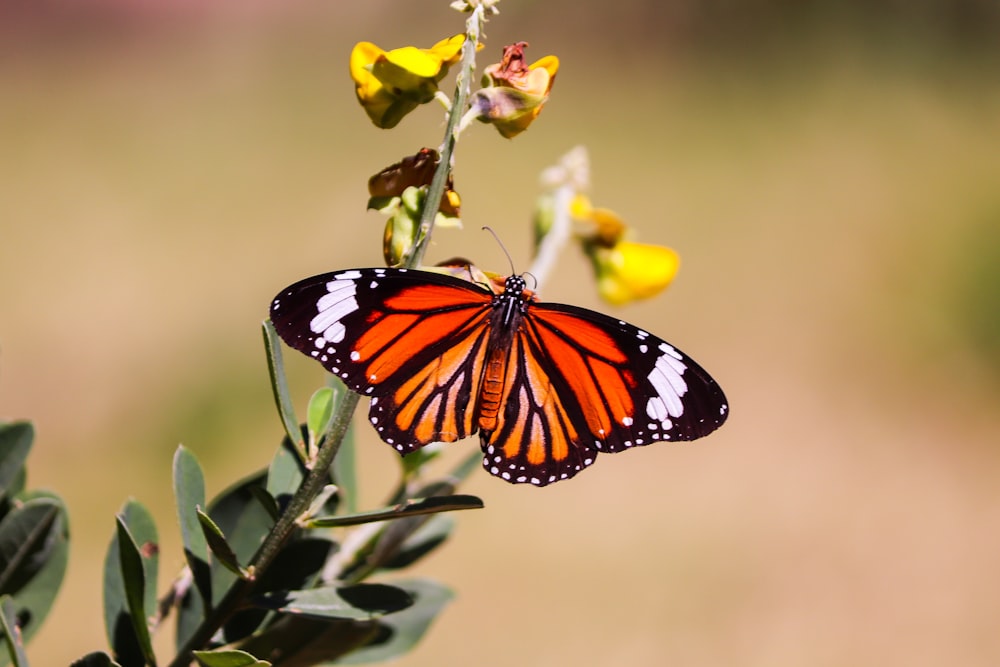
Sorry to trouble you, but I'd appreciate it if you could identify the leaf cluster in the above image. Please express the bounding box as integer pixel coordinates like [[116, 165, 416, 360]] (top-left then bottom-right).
[[0, 327, 482, 667], [72, 330, 484, 667], [0, 422, 70, 666]]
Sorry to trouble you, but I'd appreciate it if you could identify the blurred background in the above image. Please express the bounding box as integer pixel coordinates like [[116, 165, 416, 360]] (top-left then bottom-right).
[[2, 0, 1000, 664]]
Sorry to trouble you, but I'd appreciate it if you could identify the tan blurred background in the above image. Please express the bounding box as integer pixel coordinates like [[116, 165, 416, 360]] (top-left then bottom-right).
[[2, 0, 1000, 665]]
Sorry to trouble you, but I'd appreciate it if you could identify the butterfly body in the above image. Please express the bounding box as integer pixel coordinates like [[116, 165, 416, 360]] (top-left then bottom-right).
[[270, 268, 728, 486]]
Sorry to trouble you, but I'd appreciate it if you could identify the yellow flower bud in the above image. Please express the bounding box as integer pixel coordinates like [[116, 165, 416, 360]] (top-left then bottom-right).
[[591, 241, 681, 305]]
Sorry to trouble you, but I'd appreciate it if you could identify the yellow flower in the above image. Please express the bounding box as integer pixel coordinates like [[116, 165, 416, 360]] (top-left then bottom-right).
[[591, 241, 681, 305], [471, 42, 558, 138], [350, 34, 465, 129], [574, 197, 680, 304]]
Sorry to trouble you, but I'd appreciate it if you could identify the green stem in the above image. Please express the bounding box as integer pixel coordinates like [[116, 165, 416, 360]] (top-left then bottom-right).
[[167, 393, 359, 667], [407, 5, 485, 268]]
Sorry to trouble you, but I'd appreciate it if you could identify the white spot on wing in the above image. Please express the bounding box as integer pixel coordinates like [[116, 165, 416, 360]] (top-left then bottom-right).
[[311, 278, 358, 341], [646, 344, 688, 419]]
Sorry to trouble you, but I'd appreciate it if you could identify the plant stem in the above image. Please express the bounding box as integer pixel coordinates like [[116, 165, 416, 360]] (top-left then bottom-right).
[[408, 5, 485, 268], [529, 146, 591, 291], [167, 393, 359, 667]]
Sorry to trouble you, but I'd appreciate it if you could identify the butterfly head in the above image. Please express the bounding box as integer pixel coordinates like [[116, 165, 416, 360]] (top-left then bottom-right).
[[499, 274, 539, 309]]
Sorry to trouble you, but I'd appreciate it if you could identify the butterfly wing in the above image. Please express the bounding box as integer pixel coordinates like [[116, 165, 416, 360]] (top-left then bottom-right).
[[269, 268, 493, 454], [481, 301, 728, 486]]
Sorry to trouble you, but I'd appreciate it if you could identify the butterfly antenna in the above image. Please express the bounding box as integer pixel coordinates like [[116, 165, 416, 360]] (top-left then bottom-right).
[[482, 226, 517, 276]]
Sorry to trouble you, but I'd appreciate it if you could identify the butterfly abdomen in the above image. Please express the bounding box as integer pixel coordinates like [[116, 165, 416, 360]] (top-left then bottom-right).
[[478, 347, 508, 432], [478, 276, 532, 433]]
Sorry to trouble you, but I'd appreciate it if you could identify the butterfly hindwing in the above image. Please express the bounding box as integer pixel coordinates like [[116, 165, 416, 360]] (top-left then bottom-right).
[[479, 332, 598, 485], [270, 268, 494, 454], [479, 301, 728, 486]]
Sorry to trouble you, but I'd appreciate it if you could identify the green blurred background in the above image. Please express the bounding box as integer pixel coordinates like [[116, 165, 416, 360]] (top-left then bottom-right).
[[2, 0, 1000, 664]]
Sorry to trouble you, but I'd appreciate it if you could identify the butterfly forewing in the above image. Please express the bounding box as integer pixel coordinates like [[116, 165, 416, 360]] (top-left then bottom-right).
[[270, 268, 494, 454]]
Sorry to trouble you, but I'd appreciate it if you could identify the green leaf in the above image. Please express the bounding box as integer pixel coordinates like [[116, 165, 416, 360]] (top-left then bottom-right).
[[0, 423, 32, 501], [248, 486, 280, 523], [192, 649, 270, 667], [333, 579, 453, 665], [175, 575, 205, 654], [0, 596, 27, 667], [330, 421, 357, 516], [267, 433, 338, 522], [196, 509, 248, 579], [204, 471, 272, 606], [69, 652, 122, 667], [114, 516, 157, 667], [380, 514, 454, 570], [173, 447, 212, 612], [263, 320, 302, 455], [309, 495, 483, 529], [0, 492, 69, 648], [306, 388, 335, 458], [266, 435, 308, 512], [235, 616, 378, 667], [103, 501, 158, 667], [253, 583, 412, 621], [220, 537, 335, 647], [0, 499, 59, 594]]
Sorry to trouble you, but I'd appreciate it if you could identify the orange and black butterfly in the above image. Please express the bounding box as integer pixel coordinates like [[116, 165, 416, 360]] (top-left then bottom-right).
[[270, 268, 728, 486]]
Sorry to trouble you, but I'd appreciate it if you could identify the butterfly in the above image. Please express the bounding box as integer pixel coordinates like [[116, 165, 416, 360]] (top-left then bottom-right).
[[269, 267, 728, 486]]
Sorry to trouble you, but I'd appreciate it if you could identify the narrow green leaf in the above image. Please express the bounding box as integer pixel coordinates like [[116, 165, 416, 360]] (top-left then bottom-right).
[[0, 499, 59, 594], [173, 447, 212, 611], [0, 423, 32, 500], [115, 517, 157, 667], [262, 320, 302, 453], [308, 495, 483, 529], [333, 579, 453, 665], [196, 509, 248, 579], [0, 492, 69, 646], [253, 583, 412, 621], [69, 652, 121, 667], [103, 501, 158, 667], [306, 388, 335, 458], [192, 649, 270, 667], [0, 596, 27, 667]]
